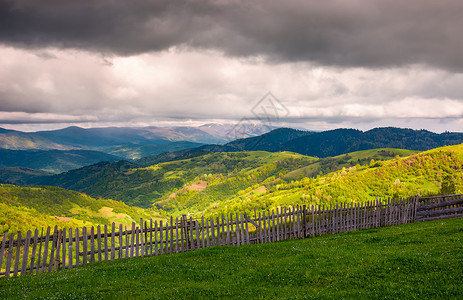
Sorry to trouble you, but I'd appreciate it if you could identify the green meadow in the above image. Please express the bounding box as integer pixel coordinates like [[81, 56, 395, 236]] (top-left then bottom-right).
[[1, 217, 461, 299]]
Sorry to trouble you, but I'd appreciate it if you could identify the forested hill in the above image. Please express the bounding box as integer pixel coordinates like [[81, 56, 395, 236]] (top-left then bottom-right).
[[137, 127, 463, 165], [283, 127, 463, 157], [0, 149, 121, 173]]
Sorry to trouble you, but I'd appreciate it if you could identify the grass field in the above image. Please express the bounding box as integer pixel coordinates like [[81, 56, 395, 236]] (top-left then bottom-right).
[[1, 217, 462, 299]]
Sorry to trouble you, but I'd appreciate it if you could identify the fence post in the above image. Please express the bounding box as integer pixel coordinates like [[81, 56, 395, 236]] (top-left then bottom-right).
[[413, 195, 419, 222], [302, 205, 307, 238], [53, 229, 63, 271]]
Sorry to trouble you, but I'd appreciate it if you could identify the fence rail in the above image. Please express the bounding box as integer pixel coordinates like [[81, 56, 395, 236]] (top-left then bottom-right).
[[1, 194, 462, 278]]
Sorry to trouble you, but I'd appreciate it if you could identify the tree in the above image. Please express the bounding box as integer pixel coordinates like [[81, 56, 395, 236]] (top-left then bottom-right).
[[440, 174, 456, 195]]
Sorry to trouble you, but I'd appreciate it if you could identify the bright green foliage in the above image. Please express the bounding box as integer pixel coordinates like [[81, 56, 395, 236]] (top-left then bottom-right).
[[198, 145, 463, 216], [284, 148, 416, 180], [42, 151, 316, 208], [0, 184, 164, 234], [1, 217, 462, 299]]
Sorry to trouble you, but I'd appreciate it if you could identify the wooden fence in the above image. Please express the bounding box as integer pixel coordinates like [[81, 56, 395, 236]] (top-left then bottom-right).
[[1, 194, 462, 278]]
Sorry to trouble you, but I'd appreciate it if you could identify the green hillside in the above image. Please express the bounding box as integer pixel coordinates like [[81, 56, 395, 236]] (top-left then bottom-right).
[[155, 148, 417, 217], [38, 151, 316, 208], [284, 148, 418, 179], [1, 217, 461, 298], [9, 145, 463, 222], [201, 144, 463, 217], [0, 167, 51, 185], [0, 184, 165, 234]]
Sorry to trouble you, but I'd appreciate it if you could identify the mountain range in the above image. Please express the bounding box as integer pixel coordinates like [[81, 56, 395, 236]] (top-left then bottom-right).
[[0, 123, 274, 151], [0, 149, 121, 173], [137, 127, 463, 165]]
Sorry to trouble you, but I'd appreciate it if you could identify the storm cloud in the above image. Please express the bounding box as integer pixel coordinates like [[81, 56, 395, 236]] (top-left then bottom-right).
[[1, 0, 463, 71]]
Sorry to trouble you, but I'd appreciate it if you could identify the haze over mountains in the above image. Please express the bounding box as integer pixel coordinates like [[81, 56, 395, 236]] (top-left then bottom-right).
[[2, 125, 463, 175], [0, 123, 273, 170], [0, 124, 262, 150]]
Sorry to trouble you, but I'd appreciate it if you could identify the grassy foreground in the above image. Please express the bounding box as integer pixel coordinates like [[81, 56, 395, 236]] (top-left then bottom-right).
[[1, 218, 462, 299]]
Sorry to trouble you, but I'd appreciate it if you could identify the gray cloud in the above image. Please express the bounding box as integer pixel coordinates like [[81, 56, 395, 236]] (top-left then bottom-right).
[[1, 0, 463, 71]]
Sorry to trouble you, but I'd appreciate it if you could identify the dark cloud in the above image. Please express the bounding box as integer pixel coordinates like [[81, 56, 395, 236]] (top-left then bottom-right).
[[1, 0, 463, 71]]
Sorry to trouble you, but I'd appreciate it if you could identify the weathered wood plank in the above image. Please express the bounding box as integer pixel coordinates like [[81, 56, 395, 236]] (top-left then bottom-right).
[[35, 229, 44, 274], [119, 224, 123, 259], [97, 226, 102, 262], [189, 217, 195, 250], [154, 221, 159, 255], [216, 217, 220, 246], [211, 218, 216, 246], [53, 230, 62, 271], [135, 227, 140, 256], [221, 215, 226, 245], [417, 198, 463, 211], [67, 229, 73, 269], [204, 218, 209, 247], [236, 214, 242, 245], [417, 206, 463, 218], [5, 233, 15, 277], [149, 220, 153, 256], [125, 226, 129, 258], [238, 214, 244, 245], [20, 230, 31, 275], [41, 227, 51, 273], [29, 229, 39, 274], [109, 223, 115, 260], [262, 212, 266, 243], [89, 227, 95, 264], [245, 214, 250, 244], [195, 218, 201, 249], [0, 232, 8, 275], [170, 217, 175, 254], [140, 219, 144, 257], [175, 218, 180, 253], [73, 228, 79, 269], [226, 215, 231, 245], [201, 216, 205, 249], [82, 227, 88, 266], [13, 231, 22, 276], [104, 225, 109, 261], [61, 229, 66, 269], [418, 212, 463, 222], [131, 223, 136, 257]]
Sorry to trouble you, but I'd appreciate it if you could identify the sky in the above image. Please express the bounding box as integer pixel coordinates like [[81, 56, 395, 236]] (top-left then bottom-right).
[[1, 0, 463, 133]]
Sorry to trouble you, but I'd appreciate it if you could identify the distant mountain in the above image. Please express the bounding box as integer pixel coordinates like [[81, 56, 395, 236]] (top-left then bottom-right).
[[283, 127, 463, 157], [0, 149, 122, 173], [101, 141, 204, 160], [0, 123, 272, 152], [225, 128, 312, 151], [135, 127, 463, 166], [0, 128, 68, 150], [0, 167, 52, 185], [34, 126, 164, 147], [136, 128, 311, 166]]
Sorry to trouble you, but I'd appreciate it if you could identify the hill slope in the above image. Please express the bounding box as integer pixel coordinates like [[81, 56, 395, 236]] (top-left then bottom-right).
[[204, 144, 463, 217], [0, 149, 121, 173], [35, 152, 316, 208], [0, 184, 164, 234]]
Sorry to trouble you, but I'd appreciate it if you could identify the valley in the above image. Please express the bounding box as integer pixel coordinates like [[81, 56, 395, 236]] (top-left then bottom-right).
[[1, 126, 463, 234]]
